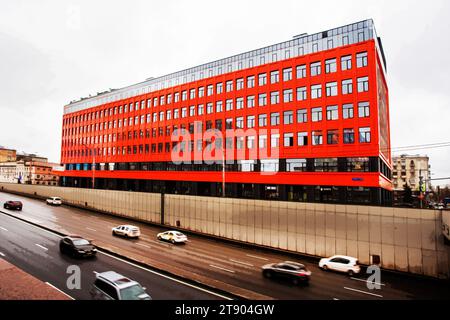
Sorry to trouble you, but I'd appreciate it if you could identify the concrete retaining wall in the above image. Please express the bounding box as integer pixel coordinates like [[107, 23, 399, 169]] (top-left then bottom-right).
[[1, 182, 449, 279]]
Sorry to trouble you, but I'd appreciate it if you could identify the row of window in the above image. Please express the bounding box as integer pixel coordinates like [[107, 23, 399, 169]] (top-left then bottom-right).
[[66, 156, 374, 174], [63, 127, 372, 159], [62, 102, 371, 144], [64, 52, 369, 126]]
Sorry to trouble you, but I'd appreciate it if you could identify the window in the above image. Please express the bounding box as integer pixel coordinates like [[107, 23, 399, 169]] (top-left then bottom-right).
[[236, 117, 244, 129], [312, 131, 323, 145], [296, 86, 307, 101], [174, 109, 179, 119], [216, 82, 223, 94], [247, 76, 255, 88], [247, 116, 255, 128], [342, 79, 353, 95], [167, 94, 172, 104], [357, 52, 368, 68], [258, 73, 267, 86], [343, 129, 355, 144], [347, 157, 370, 172], [216, 101, 223, 113], [287, 159, 307, 172], [270, 112, 280, 126], [198, 87, 205, 97], [341, 55, 352, 70], [312, 107, 322, 122], [297, 132, 308, 146], [236, 97, 244, 110], [343, 104, 354, 119], [270, 91, 280, 105], [181, 107, 187, 118], [326, 105, 339, 120], [259, 135, 267, 149], [315, 158, 338, 172], [358, 102, 370, 118], [327, 130, 339, 144], [207, 103, 213, 114], [226, 80, 233, 92], [284, 111, 294, 125], [207, 85, 214, 96], [226, 99, 233, 111], [247, 136, 256, 149], [247, 95, 255, 108], [311, 84, 322, 99], [258, 93, 267, 106], [236, 78, 244, 90], [226, 118, 233, 129], [310, 62, 321, 76], [284, 133, 294, 147], [270, 134, 280, 148], [296, 64, 306, 78], [190, 89, 196, 99], [283, 89, 293, 103], [258, 114, 267, 127], [189, 106, 195, 117], [270, 70, 279, 84], [261, 159, 279, 172], [325, 58, 337, 73], [359, 127, 371, 143], [297, 109, 307, 123], [174, 92, 180, 103], [182, 91, 187, 101], [198, 104, 204, 115], [326, 82, 338, 97], [357, 77, 369, 92], [283, 68, 292, 81], [215, 119, 222, 130]]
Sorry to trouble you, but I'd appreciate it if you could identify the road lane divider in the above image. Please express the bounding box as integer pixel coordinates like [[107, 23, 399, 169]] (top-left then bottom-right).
[[0, 226, 8, 232], [45, 282, 75, 300], [246, 254, 269, 261], [86, 227, 97, 232], [0, 252, 5, 257], [35, 244, 49, 251], [350, 277, 386, 287], [210, 265, 236, 274], [135, 243, 151, 249], [343, 287, 383, 298], [229, 259, 254, 267]]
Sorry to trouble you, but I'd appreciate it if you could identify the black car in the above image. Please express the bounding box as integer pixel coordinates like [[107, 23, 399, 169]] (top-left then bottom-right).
[[262, 261, 312, 285], [3, 201, 23, 211], [59, 236, 97, 258]]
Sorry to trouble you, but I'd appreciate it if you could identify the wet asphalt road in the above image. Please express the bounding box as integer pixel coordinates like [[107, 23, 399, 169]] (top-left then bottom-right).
[[1, 191, 450, 300]]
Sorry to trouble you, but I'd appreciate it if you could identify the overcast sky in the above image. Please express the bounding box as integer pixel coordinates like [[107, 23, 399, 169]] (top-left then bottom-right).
[[0, 0, 449, 185]]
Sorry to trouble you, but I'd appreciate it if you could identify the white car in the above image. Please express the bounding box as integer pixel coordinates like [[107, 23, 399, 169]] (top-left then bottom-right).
[[46, 197, 62, 206], [112, 225, 141, 239], [157, 231, 188, 244], [319, 255, 361, 276]]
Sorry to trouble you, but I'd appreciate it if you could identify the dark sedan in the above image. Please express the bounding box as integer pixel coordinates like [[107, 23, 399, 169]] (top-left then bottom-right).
[[262, 261, 312, 285], [59, 236, 97, 258], [3, 201, 23, 211]]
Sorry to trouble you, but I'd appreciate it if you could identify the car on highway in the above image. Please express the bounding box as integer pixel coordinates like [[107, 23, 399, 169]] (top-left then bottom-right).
[[59, 235, 97, 258], [46, 197, 62, 206], [157, 231, 188, 244], [319, 255, 361, 276], [112, 225, 141, 239], [90, 271, 151, 300], [3, 201, 23, 211], [262, 261, 312, 285]]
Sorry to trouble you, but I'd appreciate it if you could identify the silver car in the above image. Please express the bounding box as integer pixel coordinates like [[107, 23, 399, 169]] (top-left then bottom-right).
[[90, 271, 151, 300]]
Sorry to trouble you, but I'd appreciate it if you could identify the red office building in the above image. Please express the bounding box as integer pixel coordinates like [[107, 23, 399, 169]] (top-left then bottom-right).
[[60, 19, 393, 206]]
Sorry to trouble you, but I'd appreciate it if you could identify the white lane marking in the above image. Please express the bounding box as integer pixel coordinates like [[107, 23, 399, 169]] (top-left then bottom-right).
[[0, 226, 8, 231], [136, 243, 151, 249], [35, 244, 49, 251], [0, 252, 5, 257], [45, 282, 75, 300], [351, 277, 385, 287], [333, 298, 339, 301], [246, 254, 269, 261], [229, 259, 254, 267], [210, 264, 236, 274], [0, 211, 233, 300], [86, 227, 97, 232], [343, 287, 383, 298], [99, 251, 233, 300]]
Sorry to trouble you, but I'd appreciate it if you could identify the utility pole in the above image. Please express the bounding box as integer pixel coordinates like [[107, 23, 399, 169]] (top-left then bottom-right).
[[419, 169, 424, 209]]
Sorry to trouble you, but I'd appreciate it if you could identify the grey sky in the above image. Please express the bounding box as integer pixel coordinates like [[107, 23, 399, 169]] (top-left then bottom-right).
[[0, 0, 449, 185]]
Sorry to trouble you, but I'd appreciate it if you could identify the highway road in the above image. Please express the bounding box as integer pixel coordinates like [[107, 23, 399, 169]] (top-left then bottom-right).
[[1, 191, 450, 300]]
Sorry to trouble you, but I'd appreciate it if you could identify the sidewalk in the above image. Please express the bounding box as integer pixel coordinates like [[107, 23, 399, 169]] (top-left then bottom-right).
[[0, 259, 71, 300]]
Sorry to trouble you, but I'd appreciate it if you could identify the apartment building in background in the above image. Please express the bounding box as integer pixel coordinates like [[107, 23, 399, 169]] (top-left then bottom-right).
[[392, 155, 431, 192], [0, 147, 16, 162], [60, 19, 393, 206]]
